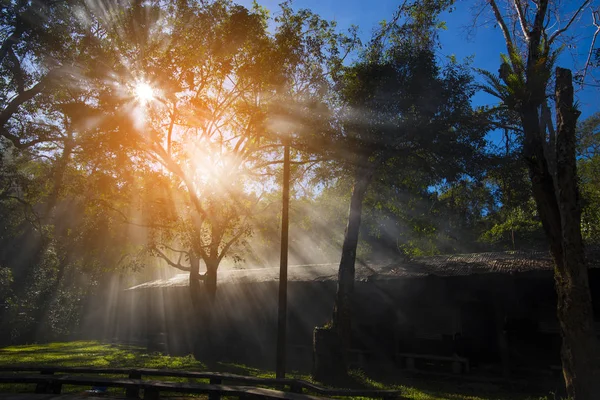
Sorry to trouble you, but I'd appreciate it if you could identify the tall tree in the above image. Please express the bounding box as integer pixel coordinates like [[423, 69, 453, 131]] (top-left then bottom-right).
[[313, 0, 488, 379], [480, 0, 599, 396]]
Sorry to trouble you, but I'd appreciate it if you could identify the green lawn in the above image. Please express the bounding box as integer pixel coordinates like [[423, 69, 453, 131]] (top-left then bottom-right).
[[0, 341, 554, 400]]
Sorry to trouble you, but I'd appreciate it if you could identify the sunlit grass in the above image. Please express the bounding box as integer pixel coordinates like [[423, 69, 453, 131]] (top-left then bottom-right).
[[0, 341, 203, 370], [0, 341, 551, 400]]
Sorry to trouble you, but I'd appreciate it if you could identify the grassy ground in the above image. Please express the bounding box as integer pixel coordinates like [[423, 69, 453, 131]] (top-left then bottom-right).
[[0, 341, 554, 400]]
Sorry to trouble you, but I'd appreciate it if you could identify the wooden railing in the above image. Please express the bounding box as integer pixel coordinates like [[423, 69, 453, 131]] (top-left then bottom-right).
[[0, 366, 406, 400]]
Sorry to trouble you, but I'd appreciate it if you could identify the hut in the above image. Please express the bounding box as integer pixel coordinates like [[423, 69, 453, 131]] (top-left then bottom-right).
[[117, 250, 600, 374]]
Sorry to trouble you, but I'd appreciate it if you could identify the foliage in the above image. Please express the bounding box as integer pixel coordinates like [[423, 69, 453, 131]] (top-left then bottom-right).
[[577, 113, 600, 242], [0, 0, 596, 378]]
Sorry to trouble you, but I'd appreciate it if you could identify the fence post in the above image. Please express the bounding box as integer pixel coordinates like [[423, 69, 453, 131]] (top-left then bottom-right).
[[127, 370, 141, 398], [208, 377, 221, 400], [35, 370, 54, 393]]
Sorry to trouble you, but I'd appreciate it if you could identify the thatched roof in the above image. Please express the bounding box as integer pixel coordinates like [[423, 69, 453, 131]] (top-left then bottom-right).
[[127, 249, 600, 291]]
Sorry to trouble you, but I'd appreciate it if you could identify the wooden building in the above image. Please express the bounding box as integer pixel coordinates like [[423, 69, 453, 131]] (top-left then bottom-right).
[[113, 250, 600, 375]]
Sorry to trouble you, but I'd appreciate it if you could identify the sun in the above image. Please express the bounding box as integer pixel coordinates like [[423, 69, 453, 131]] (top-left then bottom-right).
[[134, 81, 155, 104]]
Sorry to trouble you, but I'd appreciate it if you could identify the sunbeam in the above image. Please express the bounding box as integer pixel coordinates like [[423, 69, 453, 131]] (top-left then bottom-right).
[[134, 81, 155, 105]]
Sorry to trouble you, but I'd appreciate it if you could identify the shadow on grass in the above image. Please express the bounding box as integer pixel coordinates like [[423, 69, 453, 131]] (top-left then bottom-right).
[[0, 341, 553, 400]]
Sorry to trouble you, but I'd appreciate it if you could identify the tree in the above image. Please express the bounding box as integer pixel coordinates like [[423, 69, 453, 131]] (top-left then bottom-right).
[[66, 0, 356, 362], [74, 0, 272, 305], [477, 129, 547, 250], [577, 113, 600, 242], [0, 0, 89, 148], [312, 0, 488, 379], [0, 0, 157, 343], [480, 0, 599, 396]]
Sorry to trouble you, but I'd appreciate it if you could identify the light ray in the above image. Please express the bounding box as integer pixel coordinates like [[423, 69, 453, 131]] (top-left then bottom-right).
[[134, 81, 155, 104]]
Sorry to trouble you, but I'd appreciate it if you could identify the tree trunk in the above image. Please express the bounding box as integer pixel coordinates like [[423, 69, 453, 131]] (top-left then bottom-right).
[[521, 68, 598, 399], [189, 253, 202, 311], [205, 260, 218, 303], [553, 67, 598, 399], [190, 254, 209, 361], [329, 162, 375, 374], [190, 254, 220, 365]]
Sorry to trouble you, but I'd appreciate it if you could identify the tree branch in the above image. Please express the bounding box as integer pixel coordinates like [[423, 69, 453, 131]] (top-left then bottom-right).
[[513, 0, 530, 40], [4, 195, 43, 233], [149, 141, 209, 220], [158, 244, 191, 255], [0, 13, 26, 66], [488, 0, 517, 55], [6, 47, 25, 94], [581, 9, 600, 83], [152, 246, 191, 272], [548, 0, 591, 45], [0, 71, 60, 147], [249, 157, 327, 170], [90, 198, 176, 230], [217, 227, 248, 264]]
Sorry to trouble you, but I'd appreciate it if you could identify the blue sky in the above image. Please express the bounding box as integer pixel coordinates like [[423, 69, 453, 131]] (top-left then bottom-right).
[[238, 0, 599, 147]]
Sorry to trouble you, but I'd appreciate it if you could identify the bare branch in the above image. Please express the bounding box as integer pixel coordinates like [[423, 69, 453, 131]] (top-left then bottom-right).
[[548, 0, 591, 44], [513, 0, 530, 40], [581, 9, 600, 83], [488, 0, 517, 55]]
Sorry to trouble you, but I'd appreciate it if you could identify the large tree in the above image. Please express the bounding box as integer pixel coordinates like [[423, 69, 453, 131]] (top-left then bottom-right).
[[313, 0, 488, 380], [480, 0, 599, 396]]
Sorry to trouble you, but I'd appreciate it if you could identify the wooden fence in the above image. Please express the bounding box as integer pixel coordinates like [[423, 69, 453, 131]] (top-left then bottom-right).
[[0, 366, 406, 400]]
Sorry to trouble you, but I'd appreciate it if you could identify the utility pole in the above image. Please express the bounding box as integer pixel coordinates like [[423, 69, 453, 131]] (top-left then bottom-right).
[[276, 141, 290, 379]]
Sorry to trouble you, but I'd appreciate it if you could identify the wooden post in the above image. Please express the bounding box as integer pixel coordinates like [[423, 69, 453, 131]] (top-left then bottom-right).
[[127, 371, 141, 398], [35, 370, 54, 394], [276, 141, 290, 379], [209, 377, 222, 400]]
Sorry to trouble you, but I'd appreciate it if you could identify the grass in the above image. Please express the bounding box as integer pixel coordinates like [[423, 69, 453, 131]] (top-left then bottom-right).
[[0, 341, 204, 370], [0, 341, 555, 400]]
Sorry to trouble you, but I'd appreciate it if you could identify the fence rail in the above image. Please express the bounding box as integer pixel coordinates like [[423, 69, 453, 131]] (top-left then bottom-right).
[[0, 366, 405, 400]]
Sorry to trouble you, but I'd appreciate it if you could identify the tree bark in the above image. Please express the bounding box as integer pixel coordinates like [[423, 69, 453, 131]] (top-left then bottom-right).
[[488, 1, 597, 394], [554, 67, 598, 399], [330, 161, 375, 371], [520, 68, 598, 399], [190, 253, 220, 364], [189, 253, 202, 311], [204, 259, 218, 303], [190, 254, 208, 360]]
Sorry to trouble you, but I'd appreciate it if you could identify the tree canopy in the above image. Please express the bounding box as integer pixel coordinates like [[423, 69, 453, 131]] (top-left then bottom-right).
[[0, 0, 599, 395]]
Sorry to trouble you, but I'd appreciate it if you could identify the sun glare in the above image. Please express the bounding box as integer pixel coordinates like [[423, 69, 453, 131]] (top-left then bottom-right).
[[134, 81, 155, 104]]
